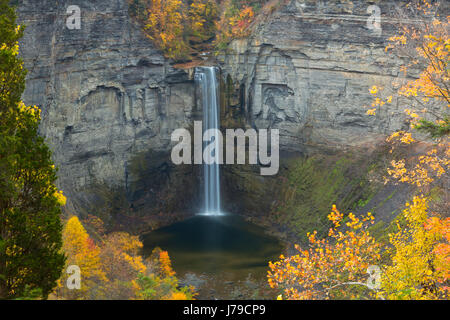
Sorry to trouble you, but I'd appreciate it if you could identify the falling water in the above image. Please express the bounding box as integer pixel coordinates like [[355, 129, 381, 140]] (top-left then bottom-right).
[[195, 66, 222, 216]]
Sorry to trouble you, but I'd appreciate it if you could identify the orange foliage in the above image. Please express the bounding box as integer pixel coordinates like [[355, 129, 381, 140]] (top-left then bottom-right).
[[55, 214, 193, 300], [268, 206, 380, 300], [55, 216, 106, 299], [142, 0, 188, 60], [100, 232, 147, 280], [424, 215, 450, 287], [214, 0, 257, 50], [159, 250, 176, 277], [164, 291, 189, 300], [386, 144, 449, 187], [229, 6, 254, 37]]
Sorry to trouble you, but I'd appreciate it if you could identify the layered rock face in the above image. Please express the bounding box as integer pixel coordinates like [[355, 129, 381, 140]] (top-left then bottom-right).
[[17, 0, 197, 213], [218, 0, 414, 152], [16, 0, 432, 219]]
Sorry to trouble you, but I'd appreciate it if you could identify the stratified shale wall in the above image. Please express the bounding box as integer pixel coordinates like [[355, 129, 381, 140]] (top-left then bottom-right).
[[16, 0, 444, 219], [218, 0, 421, 152], [17, 0, 198, 215]]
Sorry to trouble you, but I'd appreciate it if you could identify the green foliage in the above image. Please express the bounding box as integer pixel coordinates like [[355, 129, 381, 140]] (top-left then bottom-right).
[[415, 116, 450, 138], [135, 273, 194, 300], [13, 286, 43, 300], [0, 0, 25, 108], [134, 247, 195, 300], [272, 155, 376, 243], [0, 0, 65, 299]]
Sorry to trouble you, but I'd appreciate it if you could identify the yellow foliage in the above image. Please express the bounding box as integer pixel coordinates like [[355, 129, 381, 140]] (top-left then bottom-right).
[[369, 3, 450, 189], [164, 291, 188, 300], [159, 250, 176, 277], [55, 216, 106, 299], [366, 0, 448, 143], [214, 0, 257, 50], [385, 142, 449, 187], [55, 217, 151, 299], [53, 190, 67, 206], [268, 206, 380, 300], [380, 196, 449, 299], [142, 0, 188, 60], [188, 0, 218, 39], [100, 232, 147, 279], [268, 196, 449, 300]]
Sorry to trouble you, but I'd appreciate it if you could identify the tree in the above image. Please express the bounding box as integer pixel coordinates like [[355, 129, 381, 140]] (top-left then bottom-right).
[[268, 197, 449, 300], [99, 231, 146, 299], [142, 0, 189, 60], [358, 1, 449, 300], [53, 216, 193, 300], [55, 217, 106, 299], [188, 0, 218, 40], [133, 247, 195, 300], [366, 0, 449, 189], [214, 0, 256, 51], [380, 196, 449, 299], [0, 0, 65, 299], [268, 207, 380, 300], [228, 5, 254, 37]]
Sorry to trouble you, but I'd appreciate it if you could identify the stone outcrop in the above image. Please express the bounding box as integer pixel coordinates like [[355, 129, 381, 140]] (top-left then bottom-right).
[[216, 0, 435, 216], [17, 0, 198, 214], [218, 0, 418, 152]]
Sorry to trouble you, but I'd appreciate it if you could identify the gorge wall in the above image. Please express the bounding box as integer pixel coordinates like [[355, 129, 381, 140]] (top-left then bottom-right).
[[17, 0, 200, 222], [16, 0, 423, 227], [217, 0, 422, 218], [218, 0, 415, 153]]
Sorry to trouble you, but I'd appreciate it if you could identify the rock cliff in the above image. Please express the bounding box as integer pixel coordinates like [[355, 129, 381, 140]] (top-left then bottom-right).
[[16, 0, 433, 222], [218, 0, 414, 152], [17, 0, 198, 217]]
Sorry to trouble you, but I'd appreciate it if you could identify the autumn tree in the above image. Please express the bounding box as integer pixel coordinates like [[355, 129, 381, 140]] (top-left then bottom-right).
[[268, 197, 449, 300], [129, 0, 270, 58], [0, 0, 65, 299], [366, 0, 449, 189], [188, 0, 218, 41], [214, 0, 256, 51], [134, 247, 195, 300], [140, 0, 189, 60], [356, 0, 450, 300], [228, 5, 254, 37], [268, 207, 381, 300], [54, 216, 193, 300], [54, 216, 106, 299], [99, 232, 147, 299], [380, 196, 449, 299]]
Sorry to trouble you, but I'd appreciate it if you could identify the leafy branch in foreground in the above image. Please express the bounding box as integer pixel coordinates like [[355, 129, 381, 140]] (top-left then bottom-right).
[[268, 207, 380, 300], [269, 196, 449, 300]]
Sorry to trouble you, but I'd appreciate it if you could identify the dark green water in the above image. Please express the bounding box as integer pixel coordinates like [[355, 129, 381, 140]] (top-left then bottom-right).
[[142, 215, 282, 281]]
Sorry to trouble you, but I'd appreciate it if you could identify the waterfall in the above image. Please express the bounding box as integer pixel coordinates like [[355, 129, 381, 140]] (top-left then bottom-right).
[[195, 66, 222, 216]]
